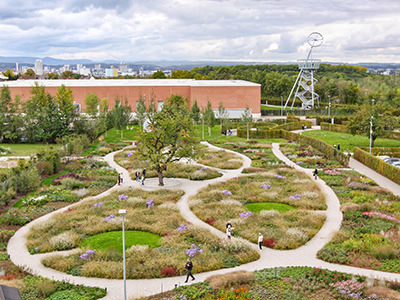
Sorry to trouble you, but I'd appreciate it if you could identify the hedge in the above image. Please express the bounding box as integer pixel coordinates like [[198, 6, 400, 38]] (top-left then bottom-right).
[[236, 127, 349, 166], [320, 122, 349, 133], [354, 147, 400, 184], [316, 116, 350, 125], [370, 147, 400, 157]]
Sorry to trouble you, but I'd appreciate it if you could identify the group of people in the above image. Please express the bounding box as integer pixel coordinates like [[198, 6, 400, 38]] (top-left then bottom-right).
[[117, 168, 147, 185], [135, 168, 146, 185]]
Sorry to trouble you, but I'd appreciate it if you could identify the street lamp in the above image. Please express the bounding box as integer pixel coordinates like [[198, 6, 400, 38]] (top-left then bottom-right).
[[280, 96, 283, 117], [328, 95, 331, 118], [201, 113, 204, 140], [370, 116, 373, 154], [118, 209, 127, 300]]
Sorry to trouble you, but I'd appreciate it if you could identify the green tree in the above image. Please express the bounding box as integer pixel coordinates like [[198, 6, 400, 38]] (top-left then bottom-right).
[[135, 98, 147, 131], [348, 103, 394, 147], [203, 101, 216, 136], [241, 105, 253, 141], [171, 69, 194, 79], [151, 70, 167, 79], [3, 69, 16, 80], [55, 85, 77, 137], [109, 98, 131, 138], [217, 102, 230, 133], [84, 93, 100, 116], [191, 100, 200, 123], [61, 70, 74, 78], [24, 68, 35, 77], [137, 95, 198, 186], [47, 72, 59, 79]]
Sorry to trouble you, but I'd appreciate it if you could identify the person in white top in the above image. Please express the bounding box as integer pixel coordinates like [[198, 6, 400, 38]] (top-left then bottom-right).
[[258, 233, 263, 250], [226, 225, 233, 239]]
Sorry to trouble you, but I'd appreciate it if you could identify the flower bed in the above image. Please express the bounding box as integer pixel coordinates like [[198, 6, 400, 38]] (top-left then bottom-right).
[[212, 141, 286, 171], [280, 142, 343, 169], [29, 189, 258, 279], [143, 266, 400, 300], [114, 148, 222, 180], [189, 172, 326, 249], [197, 145, 243, 169], [317, 170, 400, 273]]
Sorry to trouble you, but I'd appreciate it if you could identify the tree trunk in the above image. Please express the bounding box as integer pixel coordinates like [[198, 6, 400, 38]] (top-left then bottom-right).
[[371, 136, 376, 148], [121, 130, 123, 139], [208, 126, 211, 136], [157, 169, 164, 186]]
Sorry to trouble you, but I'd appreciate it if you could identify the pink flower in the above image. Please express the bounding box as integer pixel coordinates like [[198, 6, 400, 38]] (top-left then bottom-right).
[[362, 211, 400, 223]]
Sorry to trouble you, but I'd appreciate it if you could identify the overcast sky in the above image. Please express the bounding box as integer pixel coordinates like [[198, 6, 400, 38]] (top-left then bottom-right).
[[0, 0, 399, 63]]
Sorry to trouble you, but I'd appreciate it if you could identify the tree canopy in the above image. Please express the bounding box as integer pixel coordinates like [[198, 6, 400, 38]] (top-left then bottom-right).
[[136, 95, 198, 186]]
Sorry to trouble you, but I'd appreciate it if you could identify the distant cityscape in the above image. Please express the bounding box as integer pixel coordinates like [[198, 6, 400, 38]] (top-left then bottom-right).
[[1, 58, 400, 80]]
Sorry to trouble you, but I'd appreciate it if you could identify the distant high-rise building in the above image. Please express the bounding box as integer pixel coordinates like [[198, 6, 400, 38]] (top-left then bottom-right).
[[35, 59, 43, 76], [15, 62, 19, 72], [94, 64, 101, 70]]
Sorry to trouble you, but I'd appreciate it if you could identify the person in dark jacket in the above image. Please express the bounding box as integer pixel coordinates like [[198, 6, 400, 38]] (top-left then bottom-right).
[[184, 258, 195, 282], [142, 168, 146, 185], [313, 168, 318, 180]]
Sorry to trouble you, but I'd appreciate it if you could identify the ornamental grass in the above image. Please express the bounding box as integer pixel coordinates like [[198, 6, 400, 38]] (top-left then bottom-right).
[[190, 172, 326, 249], [32, 188, 258, 279]]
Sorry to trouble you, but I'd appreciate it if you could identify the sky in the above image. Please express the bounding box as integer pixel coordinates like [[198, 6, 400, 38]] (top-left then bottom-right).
[[0, 0, 399, 63]]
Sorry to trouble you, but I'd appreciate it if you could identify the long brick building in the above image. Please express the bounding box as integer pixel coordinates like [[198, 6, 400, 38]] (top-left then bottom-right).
[[1, 79, 261, 118]]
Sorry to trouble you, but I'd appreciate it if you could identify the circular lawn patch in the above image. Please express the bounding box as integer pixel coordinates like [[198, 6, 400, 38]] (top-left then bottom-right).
[[245, 202, 295, 213], [81, 230, 161, 253]]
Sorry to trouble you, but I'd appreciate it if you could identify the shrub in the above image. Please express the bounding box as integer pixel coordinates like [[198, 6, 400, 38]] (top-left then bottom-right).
[[160, 265, 178, 277], [47, 289, 90, 300], [35, 148, 61, 175], [222, 256, 240, 268], [206, 271, 256, 289], [14, 167, 41, 194], [35, 161, 53, 175], [371, 244, 399, 260], [263, 239, 276, 248], [49, 232, 80, 251], [0, 190, 10, 206]]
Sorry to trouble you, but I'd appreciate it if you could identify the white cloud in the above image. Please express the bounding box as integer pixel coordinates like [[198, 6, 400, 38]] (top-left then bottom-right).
[[0, 0, 399, 62]]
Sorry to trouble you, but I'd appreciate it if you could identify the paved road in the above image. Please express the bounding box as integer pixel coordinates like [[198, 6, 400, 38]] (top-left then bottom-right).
[[7, 143, 400, 299]]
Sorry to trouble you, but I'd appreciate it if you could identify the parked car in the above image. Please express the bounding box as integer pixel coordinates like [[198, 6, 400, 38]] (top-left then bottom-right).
[[392, 161, 400, 168], [384, 158, 400, 164], [377, 156, 390, 161]]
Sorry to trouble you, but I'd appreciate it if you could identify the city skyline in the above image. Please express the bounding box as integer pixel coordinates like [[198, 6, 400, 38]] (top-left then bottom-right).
[[0, 0, 400, 63]]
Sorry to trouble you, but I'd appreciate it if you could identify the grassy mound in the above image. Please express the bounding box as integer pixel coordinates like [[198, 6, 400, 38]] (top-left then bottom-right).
[[245, 202, 295, 213]]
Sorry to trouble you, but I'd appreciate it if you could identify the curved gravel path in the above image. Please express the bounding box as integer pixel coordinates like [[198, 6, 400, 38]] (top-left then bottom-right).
[[7, 142, 400, 299]]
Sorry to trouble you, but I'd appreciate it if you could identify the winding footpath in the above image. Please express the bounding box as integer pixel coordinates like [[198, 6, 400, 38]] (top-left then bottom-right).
[[7, 142, 400, 299]]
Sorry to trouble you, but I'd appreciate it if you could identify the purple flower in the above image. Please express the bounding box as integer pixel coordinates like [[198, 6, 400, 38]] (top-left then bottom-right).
[[260, 184, 271, 189], [289, 194, 301, 200], [80, 249, 96, 260], [104, 214, 115, 221], [275, 174, 287, 180], [210, 155, 217, 159], [240, 211, 254, 219], [222, 190, 232, 196], [93, 202, 103, 208], [177, 224, 188, 232], [186, 244, 202, 258], [146, 199, 155, 208], [200, 167, 206, 172], [127, 152, 133, 157], [118, 194, 128, 200], [296, 161, 303, 165]]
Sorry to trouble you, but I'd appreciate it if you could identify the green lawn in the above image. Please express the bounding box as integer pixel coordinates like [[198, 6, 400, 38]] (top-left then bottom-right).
[[103, 127, 140, 144], [81, 230, 162, 253], [245, 202, 295, 213], [261, 104, 284, 111], [0, 144, 59, 156], [40, 170, 68, 187], [302, 130, 400, 152]]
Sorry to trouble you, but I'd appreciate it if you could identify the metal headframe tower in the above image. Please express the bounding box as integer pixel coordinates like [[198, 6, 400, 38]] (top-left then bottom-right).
[[284, 32, 323, 110]]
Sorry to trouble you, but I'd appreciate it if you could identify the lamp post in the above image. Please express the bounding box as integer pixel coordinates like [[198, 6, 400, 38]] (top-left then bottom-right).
[[370, 116, 373, 154], [281, 96, 283, 117], [201, 113, 204, 140], [118, 209, 127, 300], [328, 95, 331, 118]]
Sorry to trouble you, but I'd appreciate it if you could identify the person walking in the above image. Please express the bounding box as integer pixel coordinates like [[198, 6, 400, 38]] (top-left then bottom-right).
[[142, 168, 146, 185], [226, 225, 233, 239], [337, 143, 341, 151], [135, 171, 140, 182], [119, 173, 123, 184], [226, 220, 232, 229], [258, 233, 263, 250], [313, 168, 318, 180], [117, 173, 121, 185], [184, 258, 195, 282]]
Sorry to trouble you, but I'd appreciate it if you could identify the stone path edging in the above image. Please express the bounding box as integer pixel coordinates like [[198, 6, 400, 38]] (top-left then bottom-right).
[[7, 142, 400, 300]]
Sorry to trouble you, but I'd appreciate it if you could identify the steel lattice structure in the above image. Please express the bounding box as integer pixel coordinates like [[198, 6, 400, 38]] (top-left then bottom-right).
[[285, 32, 323, 110]]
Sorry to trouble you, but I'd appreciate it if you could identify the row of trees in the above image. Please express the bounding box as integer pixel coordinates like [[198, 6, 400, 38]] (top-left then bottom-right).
[[0, 84, 131, 143], [2, 68, 84, 80]]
